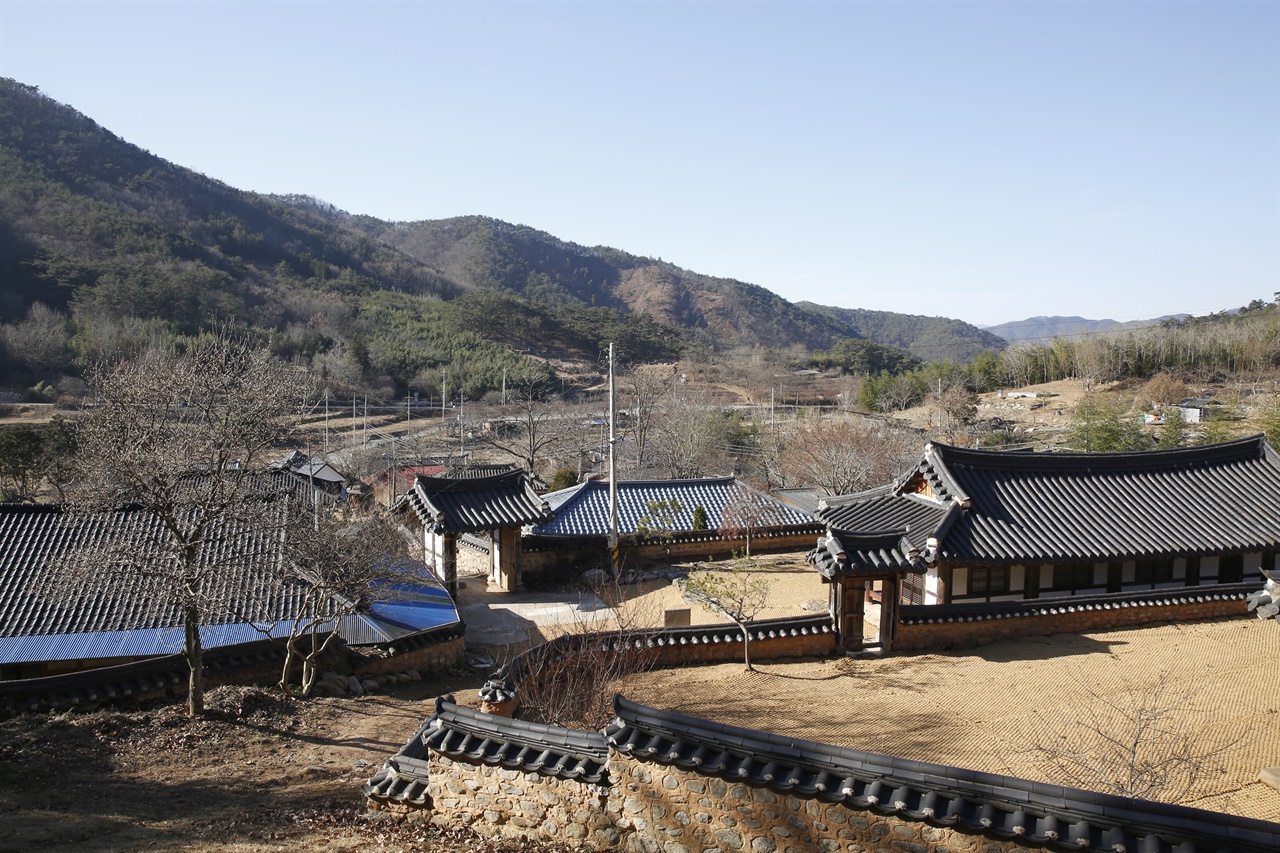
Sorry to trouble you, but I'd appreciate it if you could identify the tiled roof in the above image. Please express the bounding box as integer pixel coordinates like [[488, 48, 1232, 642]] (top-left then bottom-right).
[[530, 477, 819, 537], [363, 697, 609, 806], [813, 436, 1280, 570], [0, 493, 460, 665], [402, 469, 552, 534], [0, 503, 307, 644], [606, 696, 1280, 853], [807, 530, 921, 578]]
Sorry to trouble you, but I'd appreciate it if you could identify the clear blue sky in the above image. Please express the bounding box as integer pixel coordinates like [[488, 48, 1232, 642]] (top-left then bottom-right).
[[1, 1, 1276, 327]]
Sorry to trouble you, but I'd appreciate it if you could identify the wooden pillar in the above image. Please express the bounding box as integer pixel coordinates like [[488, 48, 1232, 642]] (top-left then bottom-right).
[[839, 578, 866, 654], [441, 532, 458, 599], [879, 577, 899, 652], [493, 526, 521, 592]]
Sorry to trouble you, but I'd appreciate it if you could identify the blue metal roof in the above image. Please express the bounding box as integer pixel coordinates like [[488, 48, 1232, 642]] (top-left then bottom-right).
[[0, 620, 298, 665], [531, 477, 818, 537], [0, 500, 461, 665]]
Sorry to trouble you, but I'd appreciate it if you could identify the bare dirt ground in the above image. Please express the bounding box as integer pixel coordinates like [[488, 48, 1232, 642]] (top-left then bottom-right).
[[618, 616, 1280, 822], [0, 678, 583, 853]]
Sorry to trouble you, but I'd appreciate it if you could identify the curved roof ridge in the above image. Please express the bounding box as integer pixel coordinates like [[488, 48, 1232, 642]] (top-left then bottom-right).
[[933, 434, 1268, 472], [818, 483, 895, 509], [415, 468, 527, 492]]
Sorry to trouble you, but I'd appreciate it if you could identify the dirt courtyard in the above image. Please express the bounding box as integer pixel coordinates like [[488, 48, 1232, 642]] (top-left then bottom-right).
[[618, 615, 1280, 821], [458, 553, 1280, 821]]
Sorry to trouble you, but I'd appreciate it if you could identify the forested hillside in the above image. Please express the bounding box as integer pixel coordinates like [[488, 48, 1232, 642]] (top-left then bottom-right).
[[796, 302, 1007, 363], [0, 78, 1000, 403]]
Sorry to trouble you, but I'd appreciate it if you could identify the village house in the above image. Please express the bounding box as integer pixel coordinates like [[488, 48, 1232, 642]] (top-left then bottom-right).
[[808, 435, 1280, 652]]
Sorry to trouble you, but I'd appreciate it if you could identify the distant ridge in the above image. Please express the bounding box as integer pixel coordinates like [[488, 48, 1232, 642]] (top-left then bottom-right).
[[982, 315, 1165, 344], [796, 302, 1005, 363]]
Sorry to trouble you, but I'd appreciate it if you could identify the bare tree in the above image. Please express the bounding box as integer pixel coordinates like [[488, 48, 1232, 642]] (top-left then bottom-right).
[[55, 332, 313, 716], [0, 302, 70, 376], [622, 366, 669, 473], [0, 417, 76, 503], [652, 392, 733, 479], [780, 418, 918, 496], [678, 558, 770, 671], [278, 509, 416, 696], [719, 488, 788, 557], [931, 385, 978, 443], [468, 372, 567, 476], [511, 576, 659, 728], [1030, 674, 1240, 802]]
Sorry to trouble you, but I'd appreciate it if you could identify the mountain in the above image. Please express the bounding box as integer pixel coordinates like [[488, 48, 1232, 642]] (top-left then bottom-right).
[[343, 214, 861, 351], [982, 316, 1161, 344], [795, 303, 1006, 363], [0, 78, 996, 398]]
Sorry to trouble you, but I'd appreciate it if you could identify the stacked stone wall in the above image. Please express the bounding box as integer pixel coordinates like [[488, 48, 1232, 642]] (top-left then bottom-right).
[[354, 636, 466, 677], [423, 752, 1040, 853], [427, 755, 614, 847], [896, 599, 1246, 651]]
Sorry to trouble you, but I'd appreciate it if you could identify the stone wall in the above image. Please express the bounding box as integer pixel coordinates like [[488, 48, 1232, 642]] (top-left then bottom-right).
[[353, 636, 466, 677], [895, 596, 1248, 651], [423, 751, 1041, 853], [427, 755, 614, 847]]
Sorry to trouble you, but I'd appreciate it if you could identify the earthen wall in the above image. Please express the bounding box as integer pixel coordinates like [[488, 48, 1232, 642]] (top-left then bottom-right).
[[895, 599, 1246, 651]]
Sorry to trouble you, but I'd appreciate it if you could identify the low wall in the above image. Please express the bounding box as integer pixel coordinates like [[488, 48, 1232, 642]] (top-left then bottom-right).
[[0, 622, 468, 718], [428, 756, 613, 846], [605, 754, 1018, 853], [503, 614, 838, 697], [896, 586, 1254, 651], [521, 529, 822, 577], [350, 622, 468, 677], [366, 695, 1280, 853]]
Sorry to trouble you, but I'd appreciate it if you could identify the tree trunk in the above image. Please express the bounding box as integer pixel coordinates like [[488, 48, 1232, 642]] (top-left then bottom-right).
[[739, 622, 753, 672], [184, 604, 205, 716]]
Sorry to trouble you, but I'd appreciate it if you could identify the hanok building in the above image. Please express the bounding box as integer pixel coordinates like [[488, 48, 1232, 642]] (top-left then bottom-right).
[[808, 436, 1280, 653], [0, 483, 460, 681], [397, 469, 553, 595], [524, 476, 822, 572]]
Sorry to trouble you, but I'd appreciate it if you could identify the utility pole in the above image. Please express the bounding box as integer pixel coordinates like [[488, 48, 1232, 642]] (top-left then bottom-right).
[[502, 367, 507, 406], [459, 395, 466, 456], [323, 390, 330, 457], [608, 342, 619, 575], [442, 369, 448, 420]]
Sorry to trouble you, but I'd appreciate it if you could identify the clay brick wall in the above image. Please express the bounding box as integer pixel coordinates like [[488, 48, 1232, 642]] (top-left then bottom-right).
[[520, 531, 821, 576], [645, 629, 836, 668], [895, 599, 1246, 651]]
